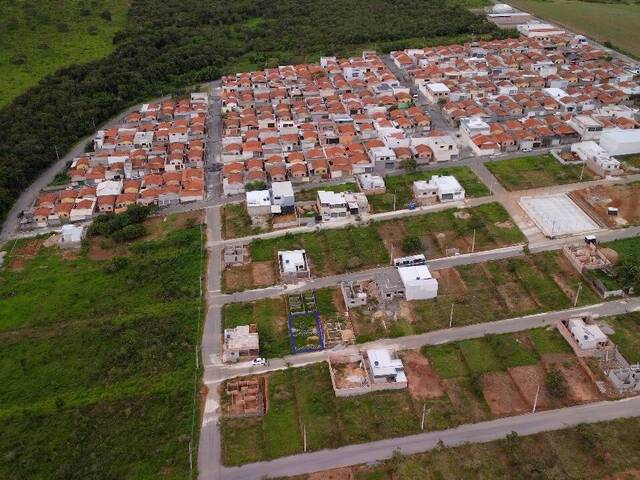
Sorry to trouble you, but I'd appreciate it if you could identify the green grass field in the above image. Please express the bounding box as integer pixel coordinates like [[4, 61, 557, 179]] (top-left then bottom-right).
[[222, 203, 255, 239], [368, 166, 490, 213], [0, 220, 202, 478], [0, 0, 131, 108], [355, 417, 640, 479], [486, 154, 594, 191], [508, 0, 640, 58], [607, 313, 640, 364]]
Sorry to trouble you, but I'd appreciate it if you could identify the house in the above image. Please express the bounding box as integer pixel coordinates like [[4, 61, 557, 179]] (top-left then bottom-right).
[[571, 141, 622, 176], [424, 134, 459, 162], [224, 245, 247, 266], [412, 180, 439, 206], [223, 325, 260, 363], [277, 249, 310, 282], [316, 190, 368, 222], [567, 318, 608, 350], [340, 281, 368, 309], [420, 83, 450, 104], [366, 349, 407, 384], [70, 199, 96, 223], [430, 175, 465, 202], [97, 195, 116, 213], [59, 224, 85, 249], [96, 180, 123, 197], [270, 181, 295, 213], [356, 173, 386, 195], [245, 189, 272, 217], [397, 264, 438, 300], [568, 115, 604, 141]]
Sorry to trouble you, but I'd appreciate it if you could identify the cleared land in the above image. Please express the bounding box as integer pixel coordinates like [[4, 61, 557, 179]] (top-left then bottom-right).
[[508, 0, 640, 58], [607, 313, 640, 364], [222, 203, 255, 239], [0, 0, 131, 107], [486, 154, 595, 191], [351, 250, 599, 342], [572, 183, 640, 228], [305, 417, 640, 479], [0, 214, 202, 478], [368, 166, 490, 213]]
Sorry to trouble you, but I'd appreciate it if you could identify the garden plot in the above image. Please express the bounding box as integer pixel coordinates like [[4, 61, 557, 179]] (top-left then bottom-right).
[[287, 292, 324, 353], [572, 184, 640, 228], [520, 194, 601, 238]]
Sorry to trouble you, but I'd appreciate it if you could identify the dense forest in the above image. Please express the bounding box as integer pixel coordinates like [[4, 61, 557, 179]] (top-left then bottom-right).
[[0, 0, 503, 224]]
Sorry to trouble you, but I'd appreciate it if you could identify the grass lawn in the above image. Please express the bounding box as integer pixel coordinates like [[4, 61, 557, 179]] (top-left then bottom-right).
[[0, 220, 202, 479], [355, 417, 640, 479], [486, 154, 594, 191], [250, 224, 389, 276], [619, 153, 640, 169], [222, 203, 255, 239], [296, 182, 356, 202], [607, 313, 640, 364], [604, 236, 640, 262], [223, 298, 290, 358], [508, 0, 640, 58], [368, 166, 490, 213], [0, 0, 131, 108]]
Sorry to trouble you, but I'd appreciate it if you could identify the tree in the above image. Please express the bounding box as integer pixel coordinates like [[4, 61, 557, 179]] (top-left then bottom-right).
[[399, 158, 417, 172], [100, 10, 112, 22], [402, 235, 422, 254], [245, 180, 267, 191], [545, 368, 568, 398], [618, 254, 640, 292]]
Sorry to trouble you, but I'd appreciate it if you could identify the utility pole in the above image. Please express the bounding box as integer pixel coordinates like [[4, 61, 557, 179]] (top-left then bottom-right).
[[54, 145, 60, 161], [579, 162, 585, 181], [471, 228, 476, 253], [393, 190, 397, 211], [532, 383, 540, 413], [449, 303, 454, 328], [574, 282, 583, 307], [303, 424, 307, 452], [420, 403, 427, 430]]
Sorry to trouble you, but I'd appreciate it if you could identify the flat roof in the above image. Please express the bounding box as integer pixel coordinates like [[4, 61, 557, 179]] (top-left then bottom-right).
[[520, 194, 600, 238], [246, 190, 271, 206], [271, 181, 294, 197]]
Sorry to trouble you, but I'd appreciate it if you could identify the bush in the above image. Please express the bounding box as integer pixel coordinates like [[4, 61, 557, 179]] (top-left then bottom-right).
[[402, 235, 422, 254], [100, 10, 112, 21], [56, 22, 69, 32], [545, 369, 568, 398], [112, 223, 146, 243], [87, 25, 98, 35]]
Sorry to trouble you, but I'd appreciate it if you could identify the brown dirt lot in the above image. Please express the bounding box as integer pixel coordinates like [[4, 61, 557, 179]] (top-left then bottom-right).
[[432, 267, 467, 297], [497, 282, 538, 312], [144, 210, 203, 240], [542, 353, 602, 404], [508, 363, 558, 410], [403, 350, 445, 399], [572, 184, 640, 228], [223, 265, 254, 293], [308, 467, 353, 480], [376, 220, 406, 257], [87, 238, 124, 261], [481, 371, 529, 416], [252, 261, 276, 287]]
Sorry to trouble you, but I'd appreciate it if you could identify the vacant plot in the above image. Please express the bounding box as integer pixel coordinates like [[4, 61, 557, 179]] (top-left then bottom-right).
[[541, 353, 602, 404], [0, 221, 202, 479], [350, 417, 640, 479], [572, 183, 640, 228], [222, 203, 255, 239], [223, 297, 289, 358], [0, 0, 131, 107], [249, 224, 389, 276], [222, 260, 277, 293], [607, 313, 640, 364], [508, 0, 640, 58], [481, 371, 529, 416], [620, 153, 640, 169], [402, 350, 445, 399], [487, 154, 595, 191], [368, 166, 489, 213]]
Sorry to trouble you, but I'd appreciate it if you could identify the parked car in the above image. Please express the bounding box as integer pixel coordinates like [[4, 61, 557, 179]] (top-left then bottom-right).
[[251, 357, 267, 366]]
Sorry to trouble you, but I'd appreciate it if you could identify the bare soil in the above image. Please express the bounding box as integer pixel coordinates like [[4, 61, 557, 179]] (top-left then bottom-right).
[[508, 363, 557, 410], [308, 467, 353, 480], [432, 267, 467, 297], [402, 350, 445, 399], [442, 378, 488, 423], [398, 300, 415, 323], [332, 362, 369, 389], [497, 282, 538, 312], [376, 220, 406, 258], [251, 261, 276, 287], [223, 265, 253, 292], [541, 353, 602, 404], [607, 469, 640, 480], [573, 184, 640, 228], [481, 371, 529, 416]]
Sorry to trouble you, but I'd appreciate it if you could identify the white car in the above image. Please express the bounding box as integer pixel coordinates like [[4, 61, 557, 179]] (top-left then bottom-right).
[[251, 357, 267, 366]]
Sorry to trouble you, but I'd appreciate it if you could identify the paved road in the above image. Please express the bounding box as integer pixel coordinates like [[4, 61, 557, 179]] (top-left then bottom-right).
[[222, 395, 640, 479], [210, 296, 640, 382]]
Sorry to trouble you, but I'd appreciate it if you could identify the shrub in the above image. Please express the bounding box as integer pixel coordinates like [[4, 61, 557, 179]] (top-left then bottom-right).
[[87, 25, 98, 35], [402, 235, 422, 254], [56, 22, 69, 32], [545, 368, 568, 398], [100, 10, 112, 21], [112, 224, 146, 243]]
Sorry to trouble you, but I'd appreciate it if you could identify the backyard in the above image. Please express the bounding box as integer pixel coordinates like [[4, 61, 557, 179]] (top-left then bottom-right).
[[368, 166, 490, 213], [486, 154, 595, 191], [0, 215, 203, 479]]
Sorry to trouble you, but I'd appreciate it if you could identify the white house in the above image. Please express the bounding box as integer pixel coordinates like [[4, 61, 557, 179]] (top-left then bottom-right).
[[424, 134, 459, 162], [223, 325, 260, 363], [568, 115, 604, 141], [270, 181, 295, 212], [366, 349, 407, 384], [412, 179, 439, 205], [571, 141, 622, 176], [277, 249, 310, 281], [96, 180, 123, 197], [316, 190, 368, 222], [420, 83, 450, 105], [430, 175, 465, 202], [600, 129, 640, 156], [397, 264, 438, 300], [246, 190, 272, 217], [59, 224, 85, 249], [568, 318, 608, 350]]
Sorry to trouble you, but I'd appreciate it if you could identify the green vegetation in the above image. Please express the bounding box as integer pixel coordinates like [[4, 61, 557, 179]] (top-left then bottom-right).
[[296, 182, 356, 202], [88, 204, 154, 242], [222, 203, 255, 239], [223, 297, 290, 358], [0, 0, 131, 107], [0, 220, 203, 478], [351, 418, 640, 479], [0, 0, 505, 226], [250, 224, 389, 275], [486, 154, 594, 191], [368, 166, 490, 213], [620, 153, 640, 169], [607, 313, 640, 364], [508, 0, 640, 58], [545, 368, 569, 398]]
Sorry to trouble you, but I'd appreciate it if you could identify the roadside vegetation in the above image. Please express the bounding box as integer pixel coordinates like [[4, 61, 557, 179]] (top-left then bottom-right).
[[486, 154, 594, 191], [368, 166, 490, 213], [0, 214, 203, 479]]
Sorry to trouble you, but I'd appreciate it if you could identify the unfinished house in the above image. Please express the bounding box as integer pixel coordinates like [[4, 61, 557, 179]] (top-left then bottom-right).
[[223, 245, 247, 266], [356, 173, 386, 195], [562, 243, 611, 273], [341, 281, 368, 308], [224, 377, 266, 417], [366, 349, 407, 385], [223, 324, 260, 363], [278, 249, 310, 283]]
